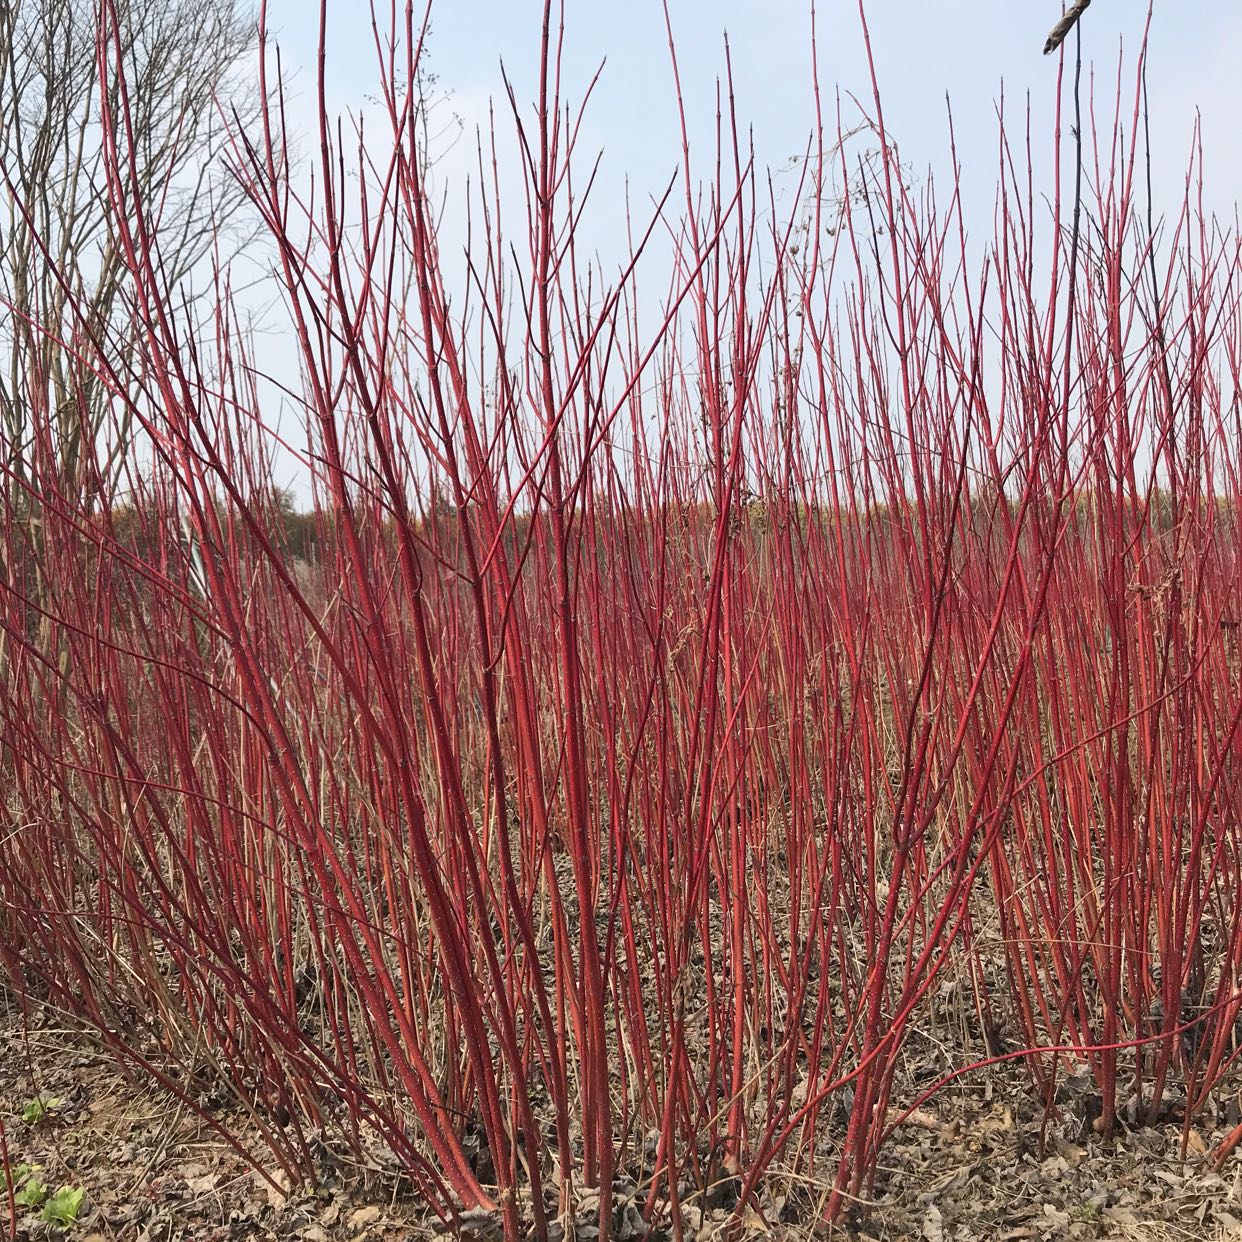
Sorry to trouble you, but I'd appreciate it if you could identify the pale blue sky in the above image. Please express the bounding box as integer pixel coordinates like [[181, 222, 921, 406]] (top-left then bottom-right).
[[260, 0, 1242, 238], [247, 2, 1242, 498]]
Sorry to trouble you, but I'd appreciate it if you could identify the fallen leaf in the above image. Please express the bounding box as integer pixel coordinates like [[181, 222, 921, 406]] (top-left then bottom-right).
[[349, 1204, 382, 1232], [741, 1207, 769, 1234]]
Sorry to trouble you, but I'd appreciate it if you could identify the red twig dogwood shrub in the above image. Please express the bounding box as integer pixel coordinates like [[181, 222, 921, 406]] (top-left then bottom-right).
[[2, 2, 1242, 1237]]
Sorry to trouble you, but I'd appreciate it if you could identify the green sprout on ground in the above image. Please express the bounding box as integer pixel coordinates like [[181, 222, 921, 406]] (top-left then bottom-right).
[[11, 1162, 86, 1227], [21, 1094, 63, 1124], [1071, 1201, 1103, 1224], [40, 1185, 87, 1227], [13, 1163, 49, 1208]]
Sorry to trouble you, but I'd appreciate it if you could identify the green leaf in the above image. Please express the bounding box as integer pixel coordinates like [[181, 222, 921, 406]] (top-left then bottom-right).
[[22, 1094, 62, 1124], [41, 1185, 85, 1226], [14, 1175, 48, 1208]]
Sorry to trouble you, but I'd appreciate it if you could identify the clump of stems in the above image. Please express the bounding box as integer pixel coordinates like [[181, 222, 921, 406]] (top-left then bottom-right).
[[2, 3, 1241, 1238]]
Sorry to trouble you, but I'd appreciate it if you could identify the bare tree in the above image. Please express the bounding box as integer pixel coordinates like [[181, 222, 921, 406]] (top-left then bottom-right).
[[0, 0, 257, 505]]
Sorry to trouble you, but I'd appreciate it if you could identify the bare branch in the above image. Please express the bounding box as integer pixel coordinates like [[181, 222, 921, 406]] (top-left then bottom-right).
[[1044, 0, 1092, 56], [0, 0, 261, 503]]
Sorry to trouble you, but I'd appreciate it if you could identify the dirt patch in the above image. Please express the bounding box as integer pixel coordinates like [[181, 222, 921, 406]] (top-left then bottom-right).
[[5, 1005, 1242, 1240]]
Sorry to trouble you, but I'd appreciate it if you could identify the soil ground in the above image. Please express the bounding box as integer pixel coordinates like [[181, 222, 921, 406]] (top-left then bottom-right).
[[5, 1010, 1242, 1241]]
